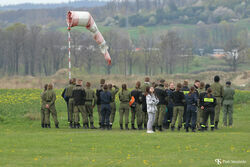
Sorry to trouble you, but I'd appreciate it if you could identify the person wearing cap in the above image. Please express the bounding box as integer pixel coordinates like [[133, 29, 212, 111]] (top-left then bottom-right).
[[211, 76, 224, 129], [222, 81, 235, 128]]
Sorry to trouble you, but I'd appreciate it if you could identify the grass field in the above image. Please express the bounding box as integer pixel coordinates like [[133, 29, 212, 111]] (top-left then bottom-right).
[[0, 89, 250, 167]]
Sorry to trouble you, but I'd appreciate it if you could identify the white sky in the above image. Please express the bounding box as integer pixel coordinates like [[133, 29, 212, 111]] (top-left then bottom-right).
[[0, 0, 110, 6]]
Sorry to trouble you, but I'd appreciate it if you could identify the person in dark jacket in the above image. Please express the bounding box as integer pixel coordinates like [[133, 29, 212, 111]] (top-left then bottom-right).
[[185, 86, 198, 132], [170, 83, 186, 131], [165, 82, 175, 129], [181, 80, 190, 128], [96, 79, 105, 128], [100, 84, 112, 130], [130, 81, 143, 130], [200, 87, 217, 131], [72, 79, 86, 128], [153, 79, 168, 132]]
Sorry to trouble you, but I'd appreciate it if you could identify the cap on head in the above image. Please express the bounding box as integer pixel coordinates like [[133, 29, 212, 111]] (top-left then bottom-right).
[[214, 75, 220, 82], [226, 81, 231, 85], [205, 84, 210, 90], [160, 79, 165, 84]]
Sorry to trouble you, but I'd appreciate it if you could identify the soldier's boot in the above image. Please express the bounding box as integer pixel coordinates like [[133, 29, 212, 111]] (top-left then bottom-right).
[[211, 127, 214, 131], [99, 123, 102, 129], [86, 123, 89, 129], [69, 122, 73, 128], [215, 122, 219, 130], [109, 123, 113, 130], [41, 124, 45, 128], [120, 124, 123, 130], [90, 122, 97, 129], [55, 124, 59, 129], [186, 127, 189, 132], [138, 124, 143, 130], [177, 126, 181, 131], [159, 126, 163, 132], [171, 126, 175, 131], [166, 122, 170, 129], [205, 126, 208, 131], [44, 124, 48, 128], [125, 124, 129, 130], [107, 125, 111, 130], [131, 124, 137, 130], [192, 128, 196, 132], [144, 124, 147, 130], [152, 126, 156, 132], [77, 123, 81, 129]]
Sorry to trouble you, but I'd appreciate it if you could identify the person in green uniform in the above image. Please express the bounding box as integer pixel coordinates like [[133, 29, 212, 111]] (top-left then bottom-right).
[[119, 84, 131, 130], [108, 84, 119, 129], [197, 81, 205, 130], [211, 75, 224, 129], [44, 83, 59, 128], [170, 83, 185, 131], [141, 77, 151, 129], [222, 81, 235, 128], [153, 79, 168, 132], [41, 84, 48, 128], [96, 79, 105, 128], [72, 79, 87, 129], [85, 82, 97, 129], [64, 78, 76, 128], [130, 81, 143, 130]]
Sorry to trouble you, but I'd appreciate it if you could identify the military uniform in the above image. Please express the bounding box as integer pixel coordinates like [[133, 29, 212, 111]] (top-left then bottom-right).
[[170, 90, 185, 130], [96, 86, 104, 127], [181, 86, 190, 127], [141, 82, 151, 129], [44, 89, 59, 128], [64, 84, 75, 127], [109, 86, 119, 126], [200, 93, 217, 131], [211, 82, 224, 129], [85, 87, 97, 129], [153, 84, 168, 131], [130, 87, 143, 130], [119, 90, 131, 130], [40, 91, 46, 128], [222, 85, 235, 126], [197, 87, 205, 130], [72, 85, 87, 128]]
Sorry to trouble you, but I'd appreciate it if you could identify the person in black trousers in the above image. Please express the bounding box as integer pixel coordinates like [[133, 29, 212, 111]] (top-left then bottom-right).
[[100, 84, 112, 130]]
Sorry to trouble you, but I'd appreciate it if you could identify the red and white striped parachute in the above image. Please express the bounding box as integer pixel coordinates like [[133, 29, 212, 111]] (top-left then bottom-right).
[[66, 11, 111, 65]]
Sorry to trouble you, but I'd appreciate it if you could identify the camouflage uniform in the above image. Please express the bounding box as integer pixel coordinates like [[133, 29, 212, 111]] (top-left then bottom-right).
[[65, 84, 75, 126], [141, 82, 151, 129], [40, 91, 46, 128], [85, 87, 97, 129], [211, 82, 224, 129], [44, 89, 59, 128], [109, 86, 119, 126], [222, 85, 235, 126], [119, 90, 131, 129]]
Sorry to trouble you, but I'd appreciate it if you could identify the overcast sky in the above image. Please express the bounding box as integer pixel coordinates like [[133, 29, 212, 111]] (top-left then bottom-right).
[[0, 0, 111, 6]]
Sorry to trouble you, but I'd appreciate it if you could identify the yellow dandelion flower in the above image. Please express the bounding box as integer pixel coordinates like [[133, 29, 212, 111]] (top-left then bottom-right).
[[34, 157, 38, 161]]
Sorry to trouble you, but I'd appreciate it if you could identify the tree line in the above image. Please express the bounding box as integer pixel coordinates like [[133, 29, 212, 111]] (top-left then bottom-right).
[[0, 22, 249, 76]]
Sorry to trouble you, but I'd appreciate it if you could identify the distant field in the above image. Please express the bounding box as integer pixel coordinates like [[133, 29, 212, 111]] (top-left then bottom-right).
[[0, 89, 249, 167]]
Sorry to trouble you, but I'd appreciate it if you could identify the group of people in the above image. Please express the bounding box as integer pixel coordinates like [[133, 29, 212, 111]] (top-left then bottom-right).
[[40, 75, 235, 134]]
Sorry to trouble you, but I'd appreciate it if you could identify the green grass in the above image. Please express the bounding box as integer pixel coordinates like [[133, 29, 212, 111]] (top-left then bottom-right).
[[0, 89, 250, 167]]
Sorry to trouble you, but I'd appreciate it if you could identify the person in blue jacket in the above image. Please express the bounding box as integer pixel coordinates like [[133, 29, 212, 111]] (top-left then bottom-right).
[[100, 84, 112, 130], [185, 86, 198, 132]]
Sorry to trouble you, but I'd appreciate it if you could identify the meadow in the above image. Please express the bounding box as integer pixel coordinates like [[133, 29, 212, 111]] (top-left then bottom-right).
[[0, 89, 249, 167]]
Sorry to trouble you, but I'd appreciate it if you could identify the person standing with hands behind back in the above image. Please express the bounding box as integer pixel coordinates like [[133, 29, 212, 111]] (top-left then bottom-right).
[[146, 86, 159, 134]]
